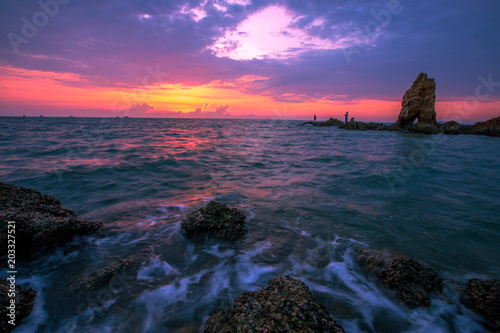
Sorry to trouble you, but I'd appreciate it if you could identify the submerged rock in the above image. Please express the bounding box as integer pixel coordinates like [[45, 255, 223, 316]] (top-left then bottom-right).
[[181, 201, 247, 241], [67, 260, 132, 291], [204, 275, 345, 333], [397, 72, 437, 127], [466, 279, 500, 332], [357, 249, 442, 308], [0, 278, 36, 332], [0, 182, 102, 259]]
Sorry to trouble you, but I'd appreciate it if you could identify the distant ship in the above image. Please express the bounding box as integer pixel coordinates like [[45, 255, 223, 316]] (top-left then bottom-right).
[[69, 115, 74, 118], [23, 115, 26, 117], [40, 115, 44, 117], [123, 115, 129, 118]]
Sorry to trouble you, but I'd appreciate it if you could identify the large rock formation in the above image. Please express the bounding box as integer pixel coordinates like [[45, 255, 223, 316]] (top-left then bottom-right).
[[397, 72, 437, 127], [0, 278, 36, 332], [181, 201, 247, 241], [356, 249, 442, 308], [204, 275, 345, 332], [0, 182, 103, 259], [466, 279, 500, 332]]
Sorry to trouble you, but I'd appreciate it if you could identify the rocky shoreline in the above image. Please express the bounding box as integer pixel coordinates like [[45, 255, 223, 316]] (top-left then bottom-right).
[[2, 185, 499, 332], [302, 72, 500, 137]]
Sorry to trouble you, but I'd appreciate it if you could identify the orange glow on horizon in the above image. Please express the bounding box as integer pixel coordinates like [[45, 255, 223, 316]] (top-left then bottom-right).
[[0, 66, 498, 123]]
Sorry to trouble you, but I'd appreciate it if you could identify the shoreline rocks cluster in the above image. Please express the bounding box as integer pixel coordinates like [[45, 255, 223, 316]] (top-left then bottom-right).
[[302, 72, 500, 137], [1, 182, 103, 329], [2, 181, 499, 331], [204, 275, 345, 333], [0, 182, 102, 260], [356, 249, 442, 308], [356, 248, 500, 332]]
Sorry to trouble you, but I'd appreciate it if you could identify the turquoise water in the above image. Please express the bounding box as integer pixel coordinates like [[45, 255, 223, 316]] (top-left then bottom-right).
[[1, 117, 499, 332]]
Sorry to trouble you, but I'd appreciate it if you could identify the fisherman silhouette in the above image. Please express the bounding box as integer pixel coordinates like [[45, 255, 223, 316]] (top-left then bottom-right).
[[314, 114, 317, 123], [345, 111, 348, 124]]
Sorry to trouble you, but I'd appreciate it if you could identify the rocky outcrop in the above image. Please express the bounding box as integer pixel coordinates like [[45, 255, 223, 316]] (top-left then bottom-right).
[[0, 278, 36, 332], [397, 72, 437, 127], [181, 201, 247, 241], [464, 116, 500, 137], [466, 279, 500, 332], [0, 182, 102, 259], [67, 260, 132, 291], [302, 118, 344, 127], [442, 121, 465, 135], [357, 249, 442, 308], [339, 120, 390, 131], [204, 275, 345, 333]]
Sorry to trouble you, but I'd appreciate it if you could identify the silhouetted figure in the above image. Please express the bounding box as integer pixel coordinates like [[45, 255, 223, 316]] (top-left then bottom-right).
[[351, 117, 355, 122], [345, 111, 348, 124], [314, 114, 317, 123]]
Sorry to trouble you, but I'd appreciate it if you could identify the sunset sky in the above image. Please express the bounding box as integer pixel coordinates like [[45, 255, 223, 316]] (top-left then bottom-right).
[[0, 0, 499, 122]]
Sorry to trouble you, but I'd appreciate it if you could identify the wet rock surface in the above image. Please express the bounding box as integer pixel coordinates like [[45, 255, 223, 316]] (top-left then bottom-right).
[[181, 201, 247, 241], [67, 260, 133, 291], [357, 249, 442, 308], [0, 277, 36, 332], [397, 72, 437, 127], [204, 275, 345, 333], [0, 182, 102, 259], [466, 279, 500, 332]]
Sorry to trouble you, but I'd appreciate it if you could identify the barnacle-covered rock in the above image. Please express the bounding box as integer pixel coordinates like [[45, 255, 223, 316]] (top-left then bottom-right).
[[0, 182, 102, 259], [204, 275, 345, 332], [466, 279, 500, 332], [356, 249, 442, 308], [0, 277, 36, 332], [181, 201, 247, 241]]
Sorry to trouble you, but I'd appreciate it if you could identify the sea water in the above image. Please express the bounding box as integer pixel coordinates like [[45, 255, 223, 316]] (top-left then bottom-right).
[[1, 117, 499, 332]]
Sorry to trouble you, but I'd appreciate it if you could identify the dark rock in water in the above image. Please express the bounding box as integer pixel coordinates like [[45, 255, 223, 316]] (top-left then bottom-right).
[[322, 118, 344, 127], [397, 72, 437, 127], [204, 275, 345, 333], [357, 249, 442, 308], [339, 120, 387, 131], [181, 201, 247, 241], [302, 118, 344, 127], [67, 260, 132, 291], [464, 116, 500, 137], [0, 182, 102, 259], [466, 279, 500, 332], [0, 278, 36, 332], [442, 120, 465, 135]]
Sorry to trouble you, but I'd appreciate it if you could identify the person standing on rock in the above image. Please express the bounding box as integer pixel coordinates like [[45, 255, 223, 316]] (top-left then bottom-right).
[[345, 111, 348, 124], [314, 114, 317, 123]]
